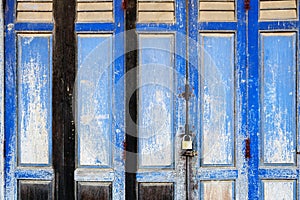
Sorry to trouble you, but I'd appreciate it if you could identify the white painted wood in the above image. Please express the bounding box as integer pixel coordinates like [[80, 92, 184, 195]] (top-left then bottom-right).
[[138, 2, 174, 11], [200, 2, 234, 10], [138, 12, 174, 22], [77, 12, 113, 22], [199, 0, 235, 22], [199, 11, 235, 21], [263, 180, 294, 200], [260, 1, 296, 9], [17, 2, 52, 11], [77, 2, 113, 11], [260, 10, 297, 20], [17, 12, 53, 22], [260, 0, 297, 20], [0, 0, 4, 197]]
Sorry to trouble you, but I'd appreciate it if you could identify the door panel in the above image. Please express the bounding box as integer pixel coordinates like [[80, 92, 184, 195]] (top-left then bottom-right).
[[5, 0, 55, 195], [199, 33, 235, 167], [191, 0, 248, 199], [17, 34, 53, 166], [77, 34, 113, 167], [260, 33, 297, 166], [136, 32, 185, 199], [138, 34, 175, 168]]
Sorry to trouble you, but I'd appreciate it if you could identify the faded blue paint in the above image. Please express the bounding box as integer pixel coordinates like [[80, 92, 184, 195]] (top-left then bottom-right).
[[138, 34, 175, 168], [17, 34, 52, 166], [0, 0, 4, 198], [193, 1, 248, 199], [199, 33, 235, 167], [74, 0, 125, 197], [262, 180, 296, 200], [248, 0, 300, 199], [77, 34, 113, 167], [260, 33, 296, 166]]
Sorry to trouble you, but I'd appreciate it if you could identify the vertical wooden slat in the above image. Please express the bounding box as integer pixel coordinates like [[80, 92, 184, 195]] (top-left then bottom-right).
[[53, 0, 76, 198]]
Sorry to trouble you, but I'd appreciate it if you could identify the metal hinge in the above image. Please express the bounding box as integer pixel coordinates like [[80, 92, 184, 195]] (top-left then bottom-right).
[[245, 138, 250, 159], [244, 0, 250, 10]]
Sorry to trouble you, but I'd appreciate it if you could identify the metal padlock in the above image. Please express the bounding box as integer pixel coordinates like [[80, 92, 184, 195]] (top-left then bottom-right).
[[182, 135, 193, 150]]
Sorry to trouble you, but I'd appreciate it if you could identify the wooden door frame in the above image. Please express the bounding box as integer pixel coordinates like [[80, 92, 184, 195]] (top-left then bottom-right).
[[0, 0, 5, 198]]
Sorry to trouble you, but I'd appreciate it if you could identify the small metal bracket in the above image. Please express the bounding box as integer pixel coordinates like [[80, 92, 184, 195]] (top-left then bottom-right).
[[179, 84, 194, 101]]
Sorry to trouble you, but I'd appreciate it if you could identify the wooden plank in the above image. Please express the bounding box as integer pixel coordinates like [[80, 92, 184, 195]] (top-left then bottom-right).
[[77, 12, 113, 22], [202, 181, 233, 200], [260, 1, 296, 9], [17, 12, 52, 22], [138, 0, 174, 2], [17, 2, 52, 11], [18, 0, 51, 1], [199, 11, 235, 21], [139, 183, 174, 200], [77, 2, 113, 11], [138, 12, 174, 22], [260, 9, 297, 20], [200, 2, 234, 11], [77, 0, 112, 2], [138, 2, 174, 11], [200, 0, 234, 1], [18, 180, 52, 200], [77, 182, 112, 200]]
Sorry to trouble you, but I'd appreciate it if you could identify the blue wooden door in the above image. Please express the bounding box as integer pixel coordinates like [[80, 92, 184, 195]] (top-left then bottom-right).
[[75, 0, 125, 199], [5, 0, 55, 198], [188, 0, 248, 199], [248, 0, 299, 199], [136, 0, 247, 199], [4, 0, 125, 199], [4, 0, 300, 199]]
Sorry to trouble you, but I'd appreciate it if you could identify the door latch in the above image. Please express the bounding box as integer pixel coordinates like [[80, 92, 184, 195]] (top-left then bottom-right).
[[182, 150, 198, 157]]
